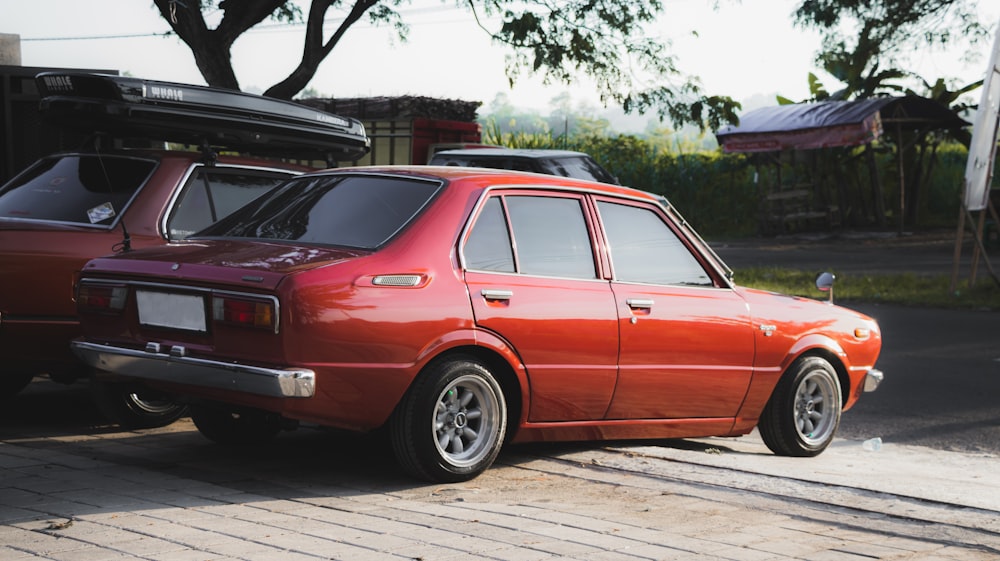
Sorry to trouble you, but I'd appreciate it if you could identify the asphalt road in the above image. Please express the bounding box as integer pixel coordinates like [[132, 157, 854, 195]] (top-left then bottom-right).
[[712, 229, 994, 277], [837, 302, 1000, 454]]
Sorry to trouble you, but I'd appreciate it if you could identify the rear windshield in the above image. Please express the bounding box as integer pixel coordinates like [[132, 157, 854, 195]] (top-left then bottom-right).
[[0, 154, 156, 226], [195, 174, 442, 249]]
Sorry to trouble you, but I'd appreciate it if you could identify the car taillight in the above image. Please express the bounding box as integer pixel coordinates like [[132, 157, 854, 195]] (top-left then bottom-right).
[[78, 284, 127, 312], [212, 296, 276, 331]]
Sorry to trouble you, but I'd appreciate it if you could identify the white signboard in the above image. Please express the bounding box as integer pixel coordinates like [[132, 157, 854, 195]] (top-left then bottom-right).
[[964, 20, 1000, 211]]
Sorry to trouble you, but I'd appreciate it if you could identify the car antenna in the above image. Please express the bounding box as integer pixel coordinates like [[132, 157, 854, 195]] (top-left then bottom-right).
[[200, 141, 218, 166], [91, 134, 132, 253], [113, 217, 132, 253]]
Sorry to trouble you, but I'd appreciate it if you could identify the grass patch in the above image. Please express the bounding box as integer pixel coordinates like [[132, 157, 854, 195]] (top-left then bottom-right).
[[733, 267, 1000, 311]]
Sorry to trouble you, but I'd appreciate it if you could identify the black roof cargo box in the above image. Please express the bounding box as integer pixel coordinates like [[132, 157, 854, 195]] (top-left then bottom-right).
[[35, 72, 370, 162]]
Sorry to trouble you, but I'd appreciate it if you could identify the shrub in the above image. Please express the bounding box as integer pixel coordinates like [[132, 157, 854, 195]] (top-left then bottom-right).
[[483, 131, 990, 239]]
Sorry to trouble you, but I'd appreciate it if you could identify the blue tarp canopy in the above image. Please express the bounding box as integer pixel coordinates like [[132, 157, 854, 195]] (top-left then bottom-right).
[[715, 96, 968, 153]]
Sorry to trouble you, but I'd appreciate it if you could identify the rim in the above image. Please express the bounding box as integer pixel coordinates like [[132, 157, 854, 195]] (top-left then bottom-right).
[[433, 374, 500, 468], [126, 391, 182, 415], [793, 370, 838, 446]]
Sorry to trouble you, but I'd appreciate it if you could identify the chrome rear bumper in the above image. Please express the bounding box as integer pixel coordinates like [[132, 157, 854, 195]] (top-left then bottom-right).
[[71, 341, 314, 398], [864, 368, 884, 392]]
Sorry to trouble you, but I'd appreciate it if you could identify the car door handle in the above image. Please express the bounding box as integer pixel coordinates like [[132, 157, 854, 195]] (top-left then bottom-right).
[[626, 298, 654, 309], [481, 289, 513, 301]]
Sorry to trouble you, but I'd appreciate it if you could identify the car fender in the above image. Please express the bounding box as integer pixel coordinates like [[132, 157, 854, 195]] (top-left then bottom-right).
[[733, 332, 849, 434], [413, 327, 530, 412], [784, 333, 848, 371]]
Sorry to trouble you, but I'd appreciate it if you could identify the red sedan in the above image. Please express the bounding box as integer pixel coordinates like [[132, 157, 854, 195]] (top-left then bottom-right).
[[72, 166, 883, 482]]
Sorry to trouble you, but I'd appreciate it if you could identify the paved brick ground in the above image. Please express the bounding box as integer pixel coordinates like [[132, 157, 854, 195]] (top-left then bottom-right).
[[2, 410, 997, 561]]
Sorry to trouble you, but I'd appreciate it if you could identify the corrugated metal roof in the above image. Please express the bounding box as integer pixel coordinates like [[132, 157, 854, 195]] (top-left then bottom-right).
[[715, 96, 968, 153]]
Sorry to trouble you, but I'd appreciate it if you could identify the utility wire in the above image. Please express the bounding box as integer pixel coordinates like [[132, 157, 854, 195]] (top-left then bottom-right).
[[21, 4, 478, 42]]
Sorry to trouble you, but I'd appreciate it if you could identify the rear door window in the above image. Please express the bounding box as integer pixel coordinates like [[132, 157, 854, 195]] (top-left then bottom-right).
[[464, 194, 597, 279], [0, 155, 155, 226]]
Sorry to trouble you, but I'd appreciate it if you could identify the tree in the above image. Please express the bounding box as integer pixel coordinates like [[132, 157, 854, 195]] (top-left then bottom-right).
[[781, 1, 989, 103], [793, 0, 989, 97], [152, 0, 739, 129], [793, 0, 988, 53]]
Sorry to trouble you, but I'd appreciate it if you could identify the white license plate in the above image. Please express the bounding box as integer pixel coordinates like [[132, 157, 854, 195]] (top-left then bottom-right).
[[136, 290, 206, 332]]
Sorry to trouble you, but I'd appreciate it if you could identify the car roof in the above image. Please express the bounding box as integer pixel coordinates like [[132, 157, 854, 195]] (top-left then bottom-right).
[[431, 148, 592, 159]]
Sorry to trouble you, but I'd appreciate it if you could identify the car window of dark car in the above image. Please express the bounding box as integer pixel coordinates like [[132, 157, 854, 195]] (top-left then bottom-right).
[[195, 174, 441, 250], [504, 159, 537, 173], [166, 168, 295, 240], [0, 155, 155, 226], [465, 194, 596, 279], [466, 158, 534, 172], [597, 200, 712, 286], [537, 156, 617, 184]]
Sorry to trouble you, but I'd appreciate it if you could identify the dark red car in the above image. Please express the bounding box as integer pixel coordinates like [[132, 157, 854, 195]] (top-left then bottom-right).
[[0, 72, 368, 427], [72, 166, 883, 481]]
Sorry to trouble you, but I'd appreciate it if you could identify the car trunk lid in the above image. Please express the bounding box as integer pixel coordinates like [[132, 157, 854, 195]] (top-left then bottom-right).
[[77, 240, 367, 368], [81, 239, 366, 291]]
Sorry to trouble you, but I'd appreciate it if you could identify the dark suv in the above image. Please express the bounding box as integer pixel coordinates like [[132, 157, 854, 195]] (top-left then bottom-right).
[[429, 148, 618, 184], [0, 72, 368, 428]]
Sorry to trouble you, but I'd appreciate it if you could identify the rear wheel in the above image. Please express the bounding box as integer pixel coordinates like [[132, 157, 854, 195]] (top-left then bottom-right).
[[90, 380, 189, 429], [759, 356, 841, 457], [190, 404, 282, 445], [390, 356, 507, 482]]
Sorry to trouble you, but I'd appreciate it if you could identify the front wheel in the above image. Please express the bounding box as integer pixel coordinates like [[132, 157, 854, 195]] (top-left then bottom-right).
[[390, 357, 507, 482], [90, 380, 189, 429], [759, 356, 842, 457]]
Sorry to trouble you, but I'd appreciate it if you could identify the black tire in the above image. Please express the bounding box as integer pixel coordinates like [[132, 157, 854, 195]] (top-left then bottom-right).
[[190, 404, 282, 445], [0, 370, 35, 401], [759, 356, 842, 457], [90, 379, 189, 429], [389, 356, 507, 482]]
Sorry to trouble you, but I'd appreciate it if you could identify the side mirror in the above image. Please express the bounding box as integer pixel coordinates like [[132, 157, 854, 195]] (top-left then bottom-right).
[[815, 272, 836, 304]]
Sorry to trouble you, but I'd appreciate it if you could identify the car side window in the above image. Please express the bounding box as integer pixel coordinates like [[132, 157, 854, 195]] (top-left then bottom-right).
[[465, 194, 597, 279], [0, 155, 154, 226], [464, 197, 516, 272], [166, 168, 293, 239], [598, 200, 713, 286], [507, 196, 595, 279]]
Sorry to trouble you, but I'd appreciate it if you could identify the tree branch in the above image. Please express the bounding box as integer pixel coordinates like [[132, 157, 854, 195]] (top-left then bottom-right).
[[265, 0, 383, 99]]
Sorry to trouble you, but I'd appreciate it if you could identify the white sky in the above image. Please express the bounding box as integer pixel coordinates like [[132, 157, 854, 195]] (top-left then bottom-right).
[[3, 0, 998, 114]]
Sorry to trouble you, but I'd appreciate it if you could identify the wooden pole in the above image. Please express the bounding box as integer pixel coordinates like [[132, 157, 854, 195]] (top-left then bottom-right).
[[897, 123, 905, 234], [970, 209, 986, 285], [966, 205, 1000, 288], [950, 200, 966, 293]]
